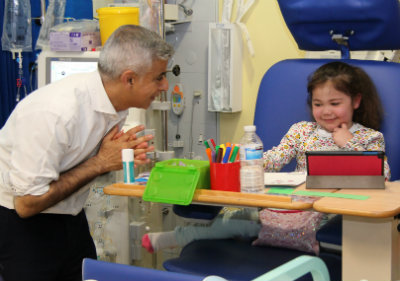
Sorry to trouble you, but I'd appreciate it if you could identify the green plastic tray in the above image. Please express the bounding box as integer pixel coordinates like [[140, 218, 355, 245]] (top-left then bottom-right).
[[143, 159, 210, 205]]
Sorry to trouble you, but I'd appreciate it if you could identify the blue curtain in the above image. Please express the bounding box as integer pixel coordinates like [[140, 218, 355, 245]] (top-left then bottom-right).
[[0, 48, 17, 128], [0, 2, 17, 128], [0, 0, 93, 128]]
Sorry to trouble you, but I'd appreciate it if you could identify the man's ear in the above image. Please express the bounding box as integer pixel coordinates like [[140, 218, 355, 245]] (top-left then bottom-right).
[[120, 70, 136, 87], [353, 93, 362, 109]]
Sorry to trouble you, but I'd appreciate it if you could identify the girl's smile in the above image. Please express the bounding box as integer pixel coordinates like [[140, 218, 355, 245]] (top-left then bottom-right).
[[311, 80, 361, 132]]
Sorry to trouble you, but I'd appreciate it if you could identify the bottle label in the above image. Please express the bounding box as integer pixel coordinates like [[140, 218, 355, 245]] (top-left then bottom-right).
[[242, 146, 263, 160], [123, 161, 135, 184], [240, 165, 264, 193]]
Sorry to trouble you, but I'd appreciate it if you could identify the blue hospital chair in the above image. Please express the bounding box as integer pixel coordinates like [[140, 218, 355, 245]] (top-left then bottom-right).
[[82, 258, 206, 281], [82, 256, 330, 281], [161, 1, 400, 281]]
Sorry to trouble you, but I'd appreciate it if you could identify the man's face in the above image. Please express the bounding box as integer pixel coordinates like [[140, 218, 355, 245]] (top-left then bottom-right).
[[129, 59, 169, 109]]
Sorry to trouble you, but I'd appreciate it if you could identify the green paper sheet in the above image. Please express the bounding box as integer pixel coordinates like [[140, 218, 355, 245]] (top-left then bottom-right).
[[267, 187, 295, 195], [267, 188, 370, 200], [294, 190, 370, 200]]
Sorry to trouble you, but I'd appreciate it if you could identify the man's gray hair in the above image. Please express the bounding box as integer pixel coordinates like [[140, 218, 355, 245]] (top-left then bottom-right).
[[98, 25, 174, 80]]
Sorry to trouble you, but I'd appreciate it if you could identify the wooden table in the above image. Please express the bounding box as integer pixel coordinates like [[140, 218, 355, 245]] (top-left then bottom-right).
[[312, 181, 400, 280], [104, 183, 320, 210], [104, 181, 400, 281]]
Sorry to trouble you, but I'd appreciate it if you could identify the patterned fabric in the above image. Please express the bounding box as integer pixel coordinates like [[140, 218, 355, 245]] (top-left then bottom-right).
[[252, 209, 324, 254], [263, 121, 391, 180]]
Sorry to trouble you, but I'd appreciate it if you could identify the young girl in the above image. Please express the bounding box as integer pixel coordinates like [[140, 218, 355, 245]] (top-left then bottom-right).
[[142, 61, 391, 253]]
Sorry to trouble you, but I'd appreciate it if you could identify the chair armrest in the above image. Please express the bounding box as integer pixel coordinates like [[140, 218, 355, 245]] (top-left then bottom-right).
[[251, 255, 330, 281]]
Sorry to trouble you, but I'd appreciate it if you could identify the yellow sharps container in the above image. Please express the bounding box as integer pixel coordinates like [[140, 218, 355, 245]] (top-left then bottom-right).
[[97, 7, 140, 45]]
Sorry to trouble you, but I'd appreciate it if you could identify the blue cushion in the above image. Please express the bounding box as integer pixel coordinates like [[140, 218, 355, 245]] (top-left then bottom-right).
[[83, 258, 206, 281]]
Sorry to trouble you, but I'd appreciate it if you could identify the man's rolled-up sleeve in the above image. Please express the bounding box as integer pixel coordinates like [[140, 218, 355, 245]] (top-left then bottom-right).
[[6, 111, 69, 196]]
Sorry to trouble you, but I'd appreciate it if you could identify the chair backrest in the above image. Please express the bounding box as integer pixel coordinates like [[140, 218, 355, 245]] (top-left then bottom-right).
[[277, 0, 400, 52], [254, 58, 400, 180], [82, 258, 206, 281]]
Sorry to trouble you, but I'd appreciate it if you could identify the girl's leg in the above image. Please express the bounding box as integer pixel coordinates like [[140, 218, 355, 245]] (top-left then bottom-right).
[[142, 208, 260, 252], [175, 214, 261, 245], [142, 231, 177, 253]]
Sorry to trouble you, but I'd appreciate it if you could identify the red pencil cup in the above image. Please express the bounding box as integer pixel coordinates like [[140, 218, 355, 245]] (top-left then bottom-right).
[[210, 162, 240, 192]]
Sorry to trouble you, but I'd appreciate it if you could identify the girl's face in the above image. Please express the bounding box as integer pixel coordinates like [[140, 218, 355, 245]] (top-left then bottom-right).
[[311, 80, 361, 132]]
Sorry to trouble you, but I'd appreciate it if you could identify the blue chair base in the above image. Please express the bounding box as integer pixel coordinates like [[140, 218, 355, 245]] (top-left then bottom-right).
[[316, 215, 342, 246], [163, 239, 341, 281], [173, 204, 223, 221]]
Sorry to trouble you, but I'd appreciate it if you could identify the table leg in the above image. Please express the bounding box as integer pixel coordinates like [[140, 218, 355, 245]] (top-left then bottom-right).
[[342, 215, 400, 281]]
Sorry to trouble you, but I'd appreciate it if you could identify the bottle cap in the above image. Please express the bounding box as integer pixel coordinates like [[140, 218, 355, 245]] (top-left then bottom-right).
[[244, 125, 256, 132], [122, 149, 134, 162]]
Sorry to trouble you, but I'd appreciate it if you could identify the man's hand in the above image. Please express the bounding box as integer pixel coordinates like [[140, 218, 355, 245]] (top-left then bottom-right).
[[122, 125, 155, 166], [13, 125, 154, 218], [94, 125, 155, 173], [332, 123, 353, 147]]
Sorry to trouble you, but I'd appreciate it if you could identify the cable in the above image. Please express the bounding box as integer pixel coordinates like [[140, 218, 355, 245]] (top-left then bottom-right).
[[15, 52, 27, 102], [29, 62, 37, 93]]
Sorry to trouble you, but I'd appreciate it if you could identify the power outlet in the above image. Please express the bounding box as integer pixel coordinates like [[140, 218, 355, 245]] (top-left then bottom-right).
[[173, 140, 184, 147]]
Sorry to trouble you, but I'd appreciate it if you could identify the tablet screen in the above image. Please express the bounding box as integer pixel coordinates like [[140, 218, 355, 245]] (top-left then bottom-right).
[[306, 151, 384, 176]]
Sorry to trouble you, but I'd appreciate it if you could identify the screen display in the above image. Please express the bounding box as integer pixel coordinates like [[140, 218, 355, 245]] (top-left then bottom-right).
[[48, 58, 98, 84]]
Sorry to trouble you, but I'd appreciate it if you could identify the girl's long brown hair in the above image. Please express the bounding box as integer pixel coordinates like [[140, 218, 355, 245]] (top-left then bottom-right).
[[307, 61, 383, 130]]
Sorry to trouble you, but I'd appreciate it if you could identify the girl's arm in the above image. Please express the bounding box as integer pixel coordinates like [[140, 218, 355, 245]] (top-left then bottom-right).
[[263, 122, 306, 172]]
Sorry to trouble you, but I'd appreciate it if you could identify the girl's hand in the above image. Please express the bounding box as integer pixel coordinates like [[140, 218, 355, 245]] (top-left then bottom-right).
[[332, 123, 353, 147]]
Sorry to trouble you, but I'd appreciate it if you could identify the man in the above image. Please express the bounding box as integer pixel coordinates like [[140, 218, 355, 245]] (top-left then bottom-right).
[[0, 25, 174, 281]]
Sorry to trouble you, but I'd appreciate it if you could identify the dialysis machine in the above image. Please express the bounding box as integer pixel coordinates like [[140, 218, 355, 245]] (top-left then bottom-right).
[[37, 50, 146, 129]]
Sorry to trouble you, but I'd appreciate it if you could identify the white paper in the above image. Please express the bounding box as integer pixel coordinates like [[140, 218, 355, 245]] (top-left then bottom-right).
[[264, 172, 306, 186]]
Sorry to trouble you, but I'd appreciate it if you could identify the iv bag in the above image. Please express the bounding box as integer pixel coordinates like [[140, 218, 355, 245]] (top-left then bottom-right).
[[36, 0, 66, 50], [138, 0, 161, 34], [1, 0, 32, 52]]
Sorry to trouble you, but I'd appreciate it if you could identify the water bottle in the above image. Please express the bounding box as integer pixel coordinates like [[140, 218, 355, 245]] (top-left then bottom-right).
[[239, 125, 264, 193]]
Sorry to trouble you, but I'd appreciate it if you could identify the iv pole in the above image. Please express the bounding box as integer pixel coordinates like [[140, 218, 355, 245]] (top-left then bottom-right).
[[159, 1, 169, 153]]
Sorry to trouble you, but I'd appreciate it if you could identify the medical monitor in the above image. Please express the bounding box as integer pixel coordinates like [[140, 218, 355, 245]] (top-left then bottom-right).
[[48, 57, 98, 84], [37, 50, 146, 129], [37, 51, 100, 87]]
